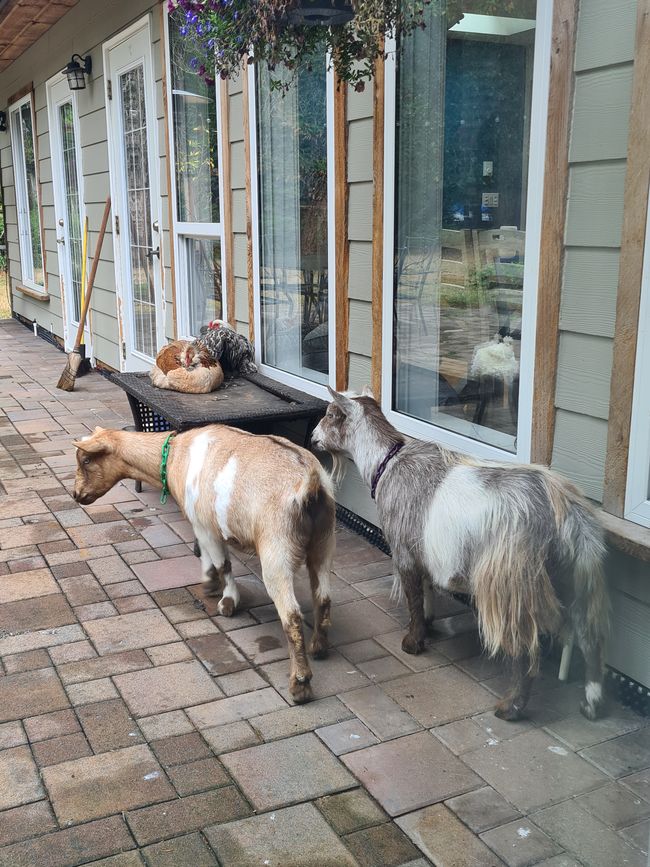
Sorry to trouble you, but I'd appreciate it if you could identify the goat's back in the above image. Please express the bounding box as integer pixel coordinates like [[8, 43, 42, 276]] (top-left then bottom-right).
[[172, 425, 334, 552]]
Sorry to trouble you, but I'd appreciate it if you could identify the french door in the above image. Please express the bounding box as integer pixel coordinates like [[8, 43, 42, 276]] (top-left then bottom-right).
[[47, 76, 87, 352], [105, 18, 164, 370]]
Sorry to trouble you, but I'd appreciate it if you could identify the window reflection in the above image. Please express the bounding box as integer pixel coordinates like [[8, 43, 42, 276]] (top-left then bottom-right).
[[393, 2, 536, 451]]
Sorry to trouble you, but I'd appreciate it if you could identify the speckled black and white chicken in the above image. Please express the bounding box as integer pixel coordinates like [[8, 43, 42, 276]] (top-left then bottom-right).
[[198, 319, 257, 376]]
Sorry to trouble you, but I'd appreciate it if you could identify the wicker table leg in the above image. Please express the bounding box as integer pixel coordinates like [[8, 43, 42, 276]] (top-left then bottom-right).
[[125, 394, 144, 493]]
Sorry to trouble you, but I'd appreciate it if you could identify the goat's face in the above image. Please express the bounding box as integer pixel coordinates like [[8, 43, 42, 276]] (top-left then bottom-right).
[[72, 428, 125, 504], [312, 387, 373, 455]]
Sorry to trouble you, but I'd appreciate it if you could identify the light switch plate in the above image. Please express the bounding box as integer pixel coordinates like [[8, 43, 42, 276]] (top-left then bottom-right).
[[482, 192, 499, 207]]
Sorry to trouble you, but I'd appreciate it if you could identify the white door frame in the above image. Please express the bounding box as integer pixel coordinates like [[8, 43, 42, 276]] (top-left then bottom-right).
[[46, 72, 88, 355], [103, 14, 165, 371]]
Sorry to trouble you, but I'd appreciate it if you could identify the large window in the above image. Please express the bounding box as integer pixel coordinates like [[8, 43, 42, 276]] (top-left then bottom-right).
[[625, 191, 650, 527], [254, 49, 333, 388], [385, 2, 549, 458], [167, 9, 224, 336], [10, 94, 45, 292]]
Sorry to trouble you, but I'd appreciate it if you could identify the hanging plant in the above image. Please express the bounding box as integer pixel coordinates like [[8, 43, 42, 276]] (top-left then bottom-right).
[[167, 0, 433, 92]]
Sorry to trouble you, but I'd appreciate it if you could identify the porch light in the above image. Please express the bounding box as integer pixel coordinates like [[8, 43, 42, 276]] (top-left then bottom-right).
[[286, 0, 354, 27], [0, 111, 6, 132], [64, 54, 92, 91]]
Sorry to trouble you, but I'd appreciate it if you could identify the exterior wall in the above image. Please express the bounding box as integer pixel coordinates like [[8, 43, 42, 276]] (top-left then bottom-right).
[[551, 0, 649, 687], [0, 0, 171, 370], [551, 0, 637, 500]]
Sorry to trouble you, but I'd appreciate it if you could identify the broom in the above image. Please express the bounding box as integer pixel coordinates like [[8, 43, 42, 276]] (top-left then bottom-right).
[[57, 197, 111, 391]]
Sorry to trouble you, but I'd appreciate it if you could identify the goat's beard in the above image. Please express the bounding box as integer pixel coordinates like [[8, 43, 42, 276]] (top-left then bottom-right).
[[328, 452, 348, 489]]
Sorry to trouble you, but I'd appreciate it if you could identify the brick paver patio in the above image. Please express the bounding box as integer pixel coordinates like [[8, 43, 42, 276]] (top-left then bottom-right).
[[0, 318, 648, 867]]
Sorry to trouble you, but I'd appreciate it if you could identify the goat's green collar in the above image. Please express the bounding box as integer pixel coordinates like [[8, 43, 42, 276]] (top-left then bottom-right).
[[159, 432, 176, 505]]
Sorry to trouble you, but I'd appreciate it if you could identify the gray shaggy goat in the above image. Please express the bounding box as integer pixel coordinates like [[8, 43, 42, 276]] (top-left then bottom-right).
[[312, 387, 609, 722]]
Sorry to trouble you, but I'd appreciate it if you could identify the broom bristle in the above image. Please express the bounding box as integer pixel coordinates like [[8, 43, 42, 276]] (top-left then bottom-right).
[[57, 350, 82, 392]]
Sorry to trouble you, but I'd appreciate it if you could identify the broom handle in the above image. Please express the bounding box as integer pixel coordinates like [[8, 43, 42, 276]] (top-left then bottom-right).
[[73, 197, 111, 351]]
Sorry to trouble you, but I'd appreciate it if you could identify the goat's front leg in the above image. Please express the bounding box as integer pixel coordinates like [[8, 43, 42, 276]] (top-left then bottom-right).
[[400, 567, 427, 655], [423, 579, 436, 634], [195, 526, 239, 615], [495, 655, 533, 721]]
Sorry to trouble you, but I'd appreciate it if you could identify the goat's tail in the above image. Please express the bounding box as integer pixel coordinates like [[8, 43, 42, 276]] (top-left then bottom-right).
[[472, 535, 563, 673], [290, 464, 336, 553]]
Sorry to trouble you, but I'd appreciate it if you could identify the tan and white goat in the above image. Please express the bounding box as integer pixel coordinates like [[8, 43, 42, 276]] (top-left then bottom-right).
[[73, 426, 335, 703]]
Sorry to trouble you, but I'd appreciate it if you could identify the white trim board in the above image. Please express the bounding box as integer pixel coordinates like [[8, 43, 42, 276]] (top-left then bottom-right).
[[162, 7, 228, 338], [625, 182, 650, 527]]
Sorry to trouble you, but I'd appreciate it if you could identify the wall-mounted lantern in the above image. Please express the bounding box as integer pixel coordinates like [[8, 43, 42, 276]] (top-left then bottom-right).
[[0, 111, 7, 132], [64, 54, 92, 91]]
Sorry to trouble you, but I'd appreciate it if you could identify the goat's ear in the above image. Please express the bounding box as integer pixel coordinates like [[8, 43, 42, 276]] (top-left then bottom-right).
[[361, 385, 375, 399], [327, 386, 354, 412], [73, 436, 108, 456]]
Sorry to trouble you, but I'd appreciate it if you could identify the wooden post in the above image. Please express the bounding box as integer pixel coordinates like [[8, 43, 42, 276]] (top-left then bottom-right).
[[371, 53, 385, 401], [602, 0, 650, 516], [530, 0, 579, 465], [334, 75, 350, 391]]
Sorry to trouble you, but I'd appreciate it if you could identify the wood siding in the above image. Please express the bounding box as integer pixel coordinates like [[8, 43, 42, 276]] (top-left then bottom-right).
[[551, 0, 637, 502]]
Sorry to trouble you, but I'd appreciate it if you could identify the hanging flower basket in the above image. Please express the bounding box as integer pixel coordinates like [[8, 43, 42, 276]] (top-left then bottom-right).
[[286, 0, 355, 26], [168, 0, 432, 92]]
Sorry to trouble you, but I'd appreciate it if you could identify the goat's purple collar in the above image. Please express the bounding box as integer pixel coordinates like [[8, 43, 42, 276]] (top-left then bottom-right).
[[370, 442, 404, 500]]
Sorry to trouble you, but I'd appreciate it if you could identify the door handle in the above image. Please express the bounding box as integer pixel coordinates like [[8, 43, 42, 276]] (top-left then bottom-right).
[[56, 237, 65, 245], [146, 246, 160, 261]]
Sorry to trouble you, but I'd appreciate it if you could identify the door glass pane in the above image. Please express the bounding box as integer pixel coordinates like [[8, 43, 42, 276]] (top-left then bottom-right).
[[59, 101, 83, 322], [393, 3, 536, 451], [120, 64, 157, 359], [256, 49, 329, 384], [184, 237, 222, 335], [14, 103, 44, 286], [169, 9, 219, 223]]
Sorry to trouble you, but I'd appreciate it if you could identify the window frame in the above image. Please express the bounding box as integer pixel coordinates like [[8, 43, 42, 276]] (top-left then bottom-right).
[[248, 58, 337, 402], [9, 91, 46, 295], [163, 8, 227, 339], [381, 5, 553, 463], [624, 188, 650, 527]]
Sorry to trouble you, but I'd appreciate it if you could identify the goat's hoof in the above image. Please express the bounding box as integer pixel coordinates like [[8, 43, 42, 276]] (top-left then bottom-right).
[[401, 633, 425, 655], [309, 636, 329, 660], [290, 677, 313, 704], [579, 698, 603, 721], [494, 699, 525, 722], [217, 596, 236, 617]]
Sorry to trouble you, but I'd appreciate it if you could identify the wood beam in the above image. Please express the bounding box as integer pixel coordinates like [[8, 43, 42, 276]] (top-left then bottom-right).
[[334, 76, 349, 391], [371, 53, 385, 401], [530, 0, 579, 465], [603, 0, 650, 516]]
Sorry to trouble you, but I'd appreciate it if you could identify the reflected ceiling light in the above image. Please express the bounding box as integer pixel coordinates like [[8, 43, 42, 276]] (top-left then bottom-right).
[[451, 14, 536, 37]]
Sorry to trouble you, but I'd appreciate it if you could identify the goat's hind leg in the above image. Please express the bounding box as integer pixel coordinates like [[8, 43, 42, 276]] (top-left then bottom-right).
[[307, 541, 333, 660], [261, 551, 313, 703], [577, 633, 606, 720]]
